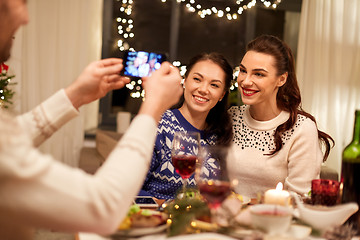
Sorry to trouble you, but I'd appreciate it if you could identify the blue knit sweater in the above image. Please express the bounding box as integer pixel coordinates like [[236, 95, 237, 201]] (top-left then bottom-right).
[[141, 109, 217, 199]]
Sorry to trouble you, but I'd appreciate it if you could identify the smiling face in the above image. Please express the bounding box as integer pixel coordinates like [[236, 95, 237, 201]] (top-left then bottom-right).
[[0, 0, 29, 62], [181, 60, 226, 120], [237, 50, 287, 119]]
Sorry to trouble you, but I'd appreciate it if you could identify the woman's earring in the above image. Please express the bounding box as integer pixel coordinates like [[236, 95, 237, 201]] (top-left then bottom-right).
[[219, 98, 223, 101]]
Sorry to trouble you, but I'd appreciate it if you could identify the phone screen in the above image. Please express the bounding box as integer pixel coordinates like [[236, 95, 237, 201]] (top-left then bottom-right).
[[134, 197, 158, 205], [122, 51, 166, 78]]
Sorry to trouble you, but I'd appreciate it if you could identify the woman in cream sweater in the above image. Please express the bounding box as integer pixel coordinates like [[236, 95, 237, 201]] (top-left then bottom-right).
[[228, 35, 334, 198]]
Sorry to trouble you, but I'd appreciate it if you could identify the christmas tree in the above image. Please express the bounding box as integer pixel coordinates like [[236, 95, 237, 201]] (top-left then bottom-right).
[[0, 63, 16, 108]]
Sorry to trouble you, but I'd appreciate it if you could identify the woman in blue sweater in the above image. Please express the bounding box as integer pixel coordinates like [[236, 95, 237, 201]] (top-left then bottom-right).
[[142, 52, 234, 199]]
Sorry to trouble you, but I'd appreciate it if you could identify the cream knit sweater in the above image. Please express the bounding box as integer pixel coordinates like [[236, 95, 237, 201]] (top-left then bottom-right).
[[0, 90, 157, 239], [228, 105, 323, 198]]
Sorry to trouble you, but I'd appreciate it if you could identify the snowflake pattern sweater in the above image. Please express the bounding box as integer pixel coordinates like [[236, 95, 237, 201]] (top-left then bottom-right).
[[141, 109, 217, 199]]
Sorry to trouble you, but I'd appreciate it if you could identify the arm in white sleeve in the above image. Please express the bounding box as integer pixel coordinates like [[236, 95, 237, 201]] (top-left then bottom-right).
[[16, 89, 79, 147], [0, 114, 157, 235], [285, 119, 323, 195]]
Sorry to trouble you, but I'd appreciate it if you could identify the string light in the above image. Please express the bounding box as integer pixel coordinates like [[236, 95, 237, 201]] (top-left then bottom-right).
[[114, 0, 243, 99], [115, 0, 140, 97], [116, 0, 135, 51], [160, 0, 282, 21]]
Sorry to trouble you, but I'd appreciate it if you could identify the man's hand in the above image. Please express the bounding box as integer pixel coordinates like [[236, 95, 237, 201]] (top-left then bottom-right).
[[65, 58, 130, 109], [139, 62, 183, 122]]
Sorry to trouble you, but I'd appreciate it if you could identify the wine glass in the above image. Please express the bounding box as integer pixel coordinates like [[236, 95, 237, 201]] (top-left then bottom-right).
[[195, 145, 235, 223], [171, 131, 201, 194]]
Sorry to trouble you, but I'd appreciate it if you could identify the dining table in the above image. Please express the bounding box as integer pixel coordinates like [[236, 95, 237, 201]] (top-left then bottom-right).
[[74, 196, 360, 240], [75, 231, 360, 240]]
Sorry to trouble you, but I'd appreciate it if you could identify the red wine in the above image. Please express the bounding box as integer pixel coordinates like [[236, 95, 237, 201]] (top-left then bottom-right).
[[198, 180, 231, 209], [172, 155, 197, 179], [341, 160, 360, 234]]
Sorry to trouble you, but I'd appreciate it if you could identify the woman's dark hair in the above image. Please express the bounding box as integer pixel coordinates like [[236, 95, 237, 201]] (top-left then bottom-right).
[[173, 52, 234, 146], [246, 35, 334, 161]]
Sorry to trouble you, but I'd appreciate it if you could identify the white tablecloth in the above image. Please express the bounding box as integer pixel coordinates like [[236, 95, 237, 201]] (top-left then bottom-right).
[[78, 232, 360, 240], [78, 233, 239, 240]]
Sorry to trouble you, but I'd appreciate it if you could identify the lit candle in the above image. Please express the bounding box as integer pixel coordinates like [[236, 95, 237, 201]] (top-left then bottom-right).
[[264, 182, 290, 206]]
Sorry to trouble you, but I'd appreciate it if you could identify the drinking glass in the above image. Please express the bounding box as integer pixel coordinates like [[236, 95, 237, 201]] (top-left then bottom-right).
[[195, 145, 235, 223], [171, 131, 201, 194], [311, 179, 340, 206]]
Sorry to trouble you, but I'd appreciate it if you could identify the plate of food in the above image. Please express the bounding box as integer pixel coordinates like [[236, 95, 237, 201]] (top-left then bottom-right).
[[113, 205, 168, 237], [228, 192, 251, 205]]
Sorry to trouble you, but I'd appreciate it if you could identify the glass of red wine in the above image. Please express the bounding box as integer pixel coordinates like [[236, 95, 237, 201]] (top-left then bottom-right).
[[171, 131, 200, 195], [195, 145, 235, 223]]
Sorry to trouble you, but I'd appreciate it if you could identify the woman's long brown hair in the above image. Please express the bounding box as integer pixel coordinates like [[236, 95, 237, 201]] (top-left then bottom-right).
[[246, 35, 334, 161]]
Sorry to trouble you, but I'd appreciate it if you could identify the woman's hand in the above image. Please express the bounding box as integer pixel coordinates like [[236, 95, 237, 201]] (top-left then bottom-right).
[[65, 58, 130, 110]]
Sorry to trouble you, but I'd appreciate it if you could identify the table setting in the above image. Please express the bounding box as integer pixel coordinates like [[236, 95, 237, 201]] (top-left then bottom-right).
[[78, 132, 360, 240], [77, 184, 359, 240], [78, 180, 359, 240]]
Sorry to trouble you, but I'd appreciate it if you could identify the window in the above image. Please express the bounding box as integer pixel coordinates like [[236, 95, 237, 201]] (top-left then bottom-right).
[[99, 0, 301, 130]]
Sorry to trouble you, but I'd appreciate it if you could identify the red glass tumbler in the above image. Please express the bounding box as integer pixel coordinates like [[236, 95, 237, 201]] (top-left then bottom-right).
[[311, 179, 340, 206]]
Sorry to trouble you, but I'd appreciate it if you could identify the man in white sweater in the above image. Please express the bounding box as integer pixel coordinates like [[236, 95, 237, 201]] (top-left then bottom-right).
[[0, 0, 183, 239]]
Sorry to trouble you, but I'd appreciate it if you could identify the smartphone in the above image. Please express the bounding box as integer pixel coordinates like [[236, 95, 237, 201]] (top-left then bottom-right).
[[133, 196, 159, 208], [121, 50, 167, 78]]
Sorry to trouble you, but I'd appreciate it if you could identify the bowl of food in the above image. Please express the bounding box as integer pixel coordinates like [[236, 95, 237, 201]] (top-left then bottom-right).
[[249, 204, 293, 235]]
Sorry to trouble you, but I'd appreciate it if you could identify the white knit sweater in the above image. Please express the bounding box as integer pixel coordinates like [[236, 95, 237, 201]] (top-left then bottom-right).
[[0, 90, 157, 239], [228, 105, 323, 198]]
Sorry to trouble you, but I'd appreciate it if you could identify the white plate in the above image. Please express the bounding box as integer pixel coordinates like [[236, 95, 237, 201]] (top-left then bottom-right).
[[285, 224, 312, 239], [111, 224, 167, 237], [227, 224, 312, 240], [167, 232, 238, 240]]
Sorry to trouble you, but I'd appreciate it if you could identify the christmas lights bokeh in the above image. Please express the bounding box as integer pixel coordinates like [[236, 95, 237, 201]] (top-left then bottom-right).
[[114, 0, 282, 99], [160, 0, 282, 21]]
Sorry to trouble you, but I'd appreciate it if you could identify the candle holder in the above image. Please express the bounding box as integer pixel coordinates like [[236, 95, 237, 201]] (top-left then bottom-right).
[[311, 179, 340, 206], [264, 182, 291, 206]]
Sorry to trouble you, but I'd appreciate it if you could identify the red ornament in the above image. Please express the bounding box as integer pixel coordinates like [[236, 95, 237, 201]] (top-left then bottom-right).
[[0, 63, 9, 73]]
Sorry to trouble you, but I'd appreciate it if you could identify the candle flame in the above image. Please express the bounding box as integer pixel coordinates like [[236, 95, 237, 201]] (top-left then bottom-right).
[[276, 182, 283, 191]]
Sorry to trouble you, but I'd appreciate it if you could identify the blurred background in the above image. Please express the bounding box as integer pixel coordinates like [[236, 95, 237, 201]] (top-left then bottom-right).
[[99, 0, 302, 127], [7, 0, 360, 180]]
